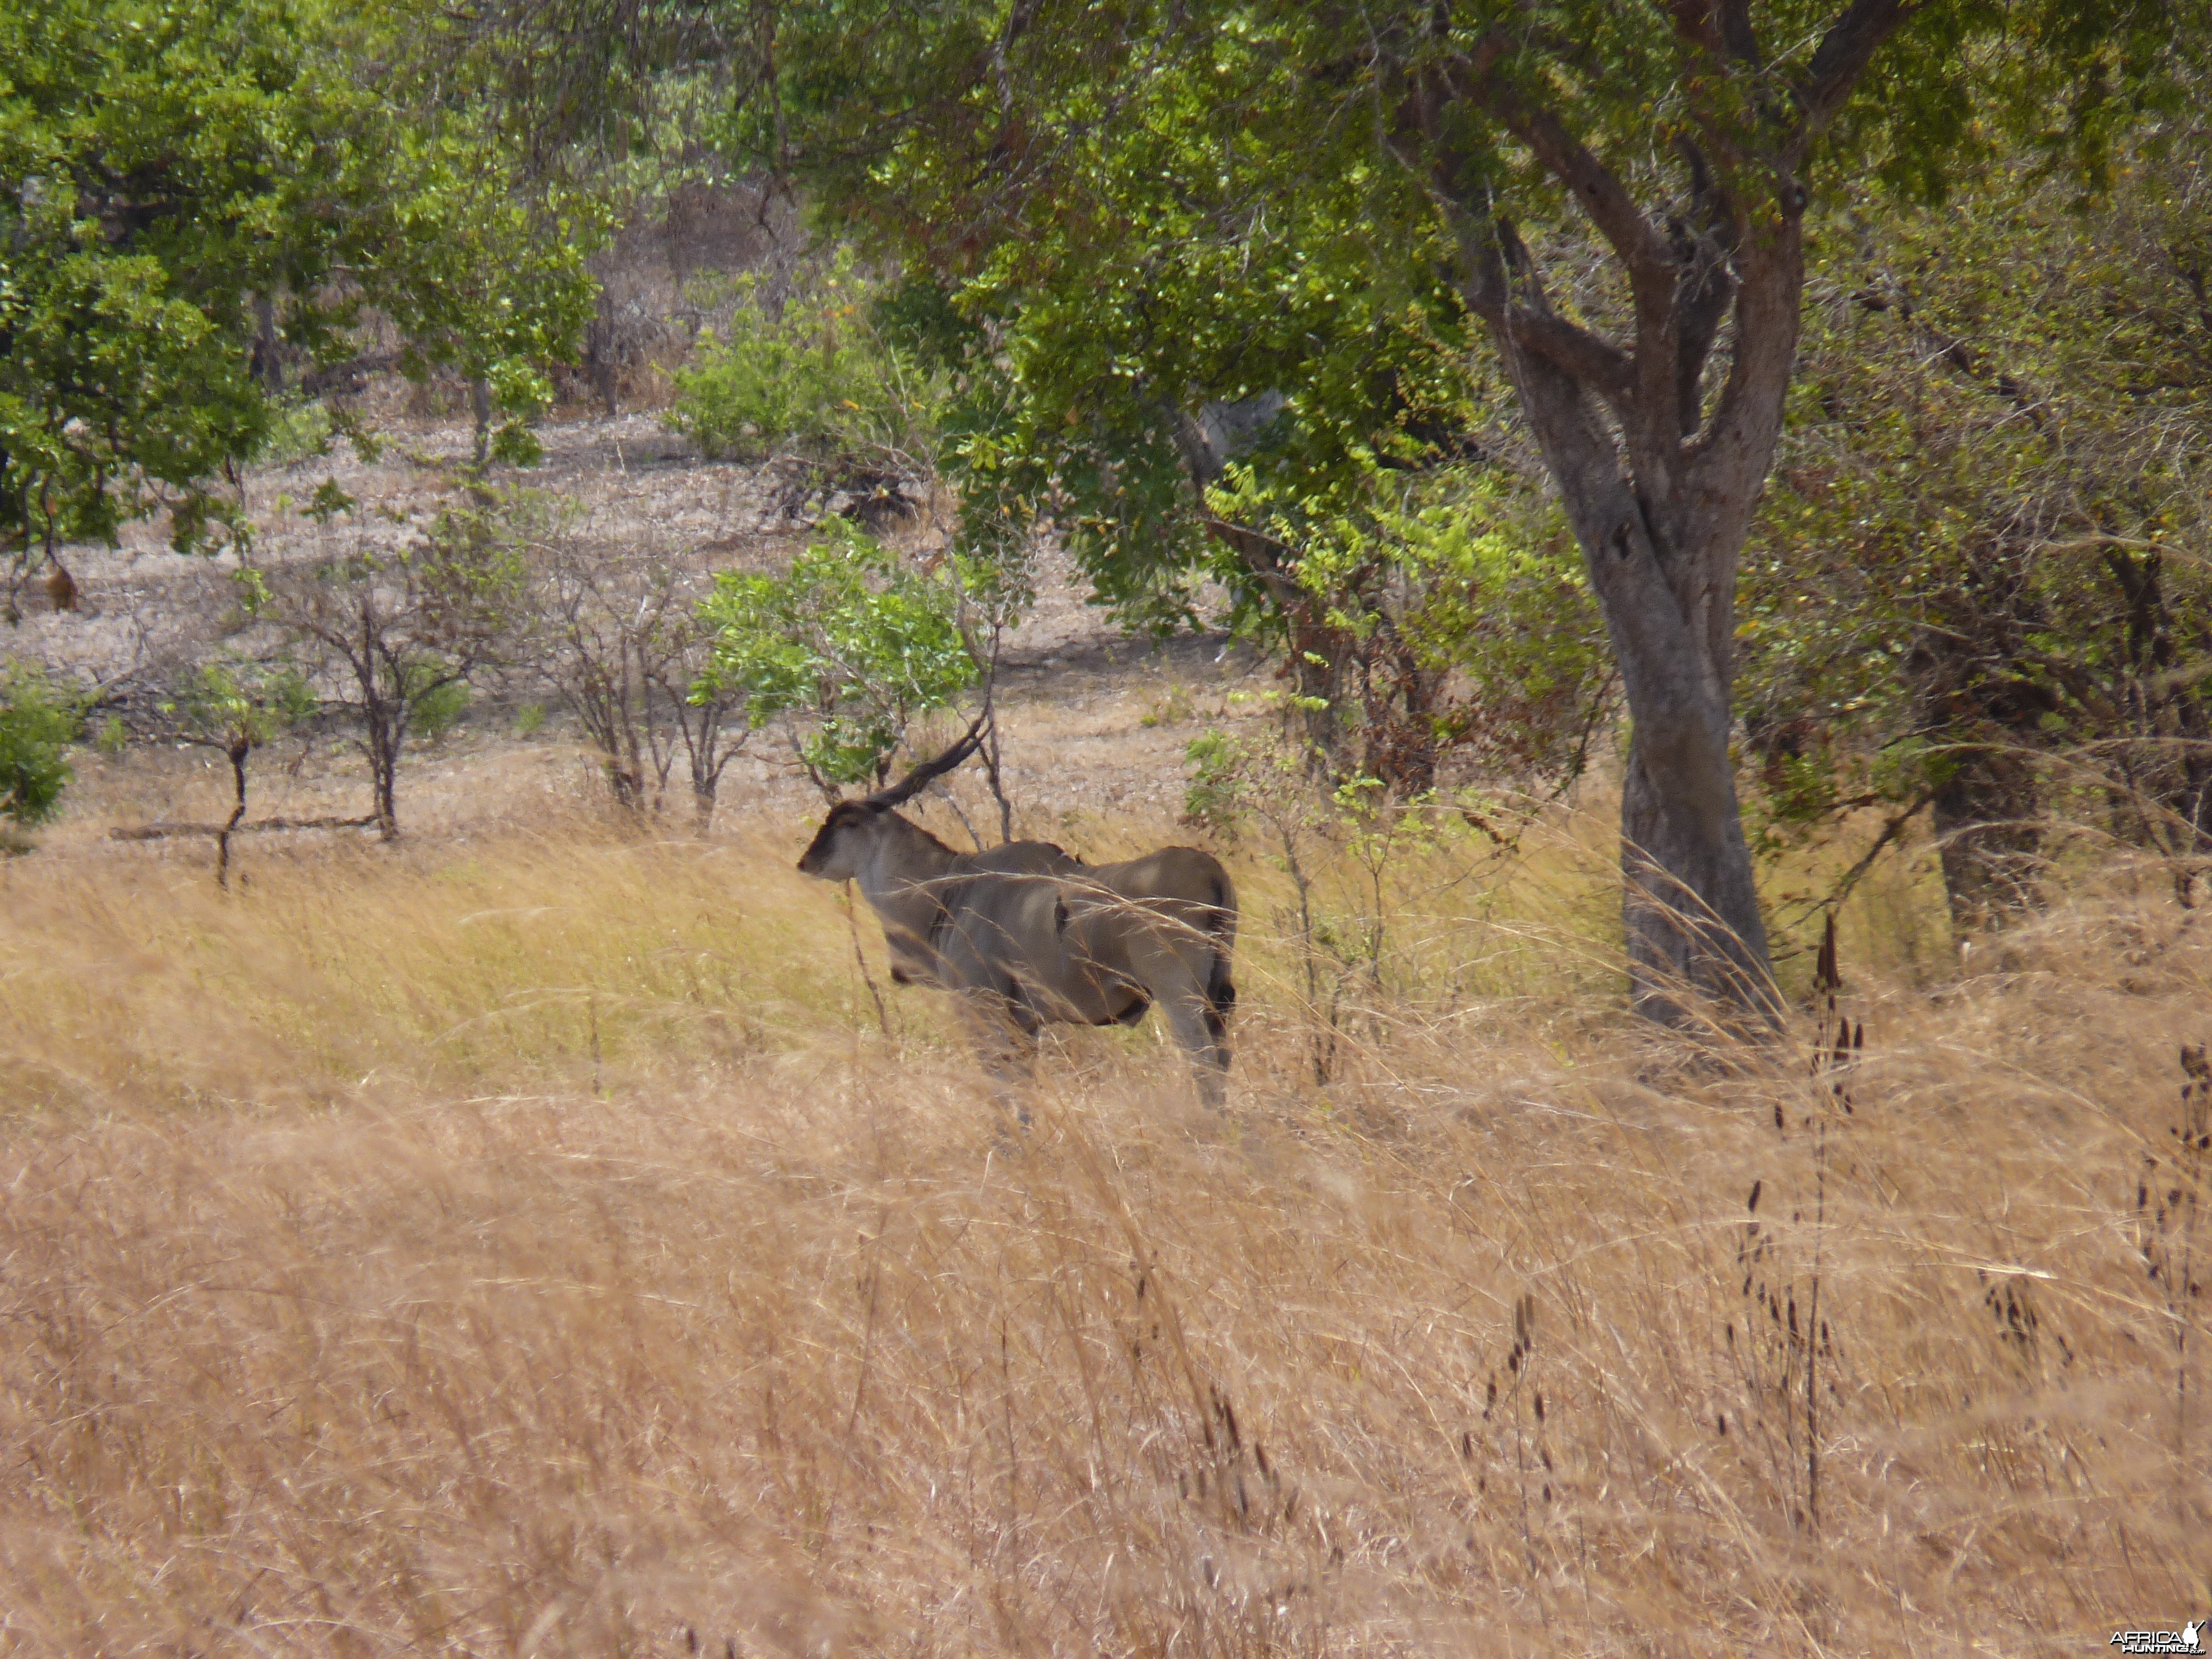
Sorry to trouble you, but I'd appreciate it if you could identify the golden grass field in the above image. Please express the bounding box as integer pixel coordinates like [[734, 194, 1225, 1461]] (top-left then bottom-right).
[[2, 777, 2209, 1656]]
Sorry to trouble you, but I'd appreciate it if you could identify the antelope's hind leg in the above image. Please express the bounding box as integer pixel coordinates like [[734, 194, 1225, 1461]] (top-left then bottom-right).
[[1156, 973, 1232, 1109]]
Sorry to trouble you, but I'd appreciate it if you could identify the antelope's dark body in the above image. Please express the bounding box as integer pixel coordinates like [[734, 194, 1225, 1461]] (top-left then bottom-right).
[[799, 799, 1237, 1106]]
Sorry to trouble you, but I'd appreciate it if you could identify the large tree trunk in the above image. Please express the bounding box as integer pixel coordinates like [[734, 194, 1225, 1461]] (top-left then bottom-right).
[[1387, 0, 1914, 1027], [1929, 745, 2041, 935], [1907, 618, 2051, 936], [2106, 546, 2212, 900], [1502, 340, 1779, 1022]]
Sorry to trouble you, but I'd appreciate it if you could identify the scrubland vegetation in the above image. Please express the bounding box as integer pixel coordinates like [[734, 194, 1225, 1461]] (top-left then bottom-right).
[[8, 0, 2212, 1650], [2, 787, 2206, 1655]]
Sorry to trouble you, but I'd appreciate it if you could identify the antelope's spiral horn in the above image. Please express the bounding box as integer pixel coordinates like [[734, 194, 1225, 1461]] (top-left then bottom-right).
[[864, 709, 990, 808]]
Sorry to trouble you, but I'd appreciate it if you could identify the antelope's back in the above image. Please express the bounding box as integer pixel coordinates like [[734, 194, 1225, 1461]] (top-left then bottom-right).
[[965, 840, 1082, 879], [1063, 846, 1237, 958], [1097, 846, 1234, 915]]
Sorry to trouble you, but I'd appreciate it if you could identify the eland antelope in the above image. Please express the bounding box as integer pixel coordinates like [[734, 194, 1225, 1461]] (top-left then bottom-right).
[[797, 723, 1238, 1106]]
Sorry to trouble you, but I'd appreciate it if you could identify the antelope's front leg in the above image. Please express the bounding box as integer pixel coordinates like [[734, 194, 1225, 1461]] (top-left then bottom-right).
[[962, 989, 1041, 1127]]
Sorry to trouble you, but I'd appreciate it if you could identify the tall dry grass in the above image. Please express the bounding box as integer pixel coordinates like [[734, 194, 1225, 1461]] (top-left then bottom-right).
[[1, 805, 2208, 1655]]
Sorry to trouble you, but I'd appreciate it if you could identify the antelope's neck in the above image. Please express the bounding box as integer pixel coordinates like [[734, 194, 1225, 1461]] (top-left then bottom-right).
[[857, 815, 959, 933]]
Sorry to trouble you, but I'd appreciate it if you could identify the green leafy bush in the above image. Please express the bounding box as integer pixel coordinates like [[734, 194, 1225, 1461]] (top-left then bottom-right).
[[256, 400, 336, 468], [0, 662, 78, 825], [1204, 458, 1611, 795], [666, 253, 946, 474], [405, 667, 471, 742], [163, 657, 317, 755], [696, 521, 976, 788]]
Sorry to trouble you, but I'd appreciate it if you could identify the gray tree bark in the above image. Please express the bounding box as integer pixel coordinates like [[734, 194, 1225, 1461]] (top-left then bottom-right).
[[1478, 223, 1794, 1022], [1394, 0, 1913, 1025]]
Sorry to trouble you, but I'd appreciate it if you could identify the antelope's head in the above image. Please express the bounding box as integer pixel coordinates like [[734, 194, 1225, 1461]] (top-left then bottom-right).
[[796, 716, 985, 881]]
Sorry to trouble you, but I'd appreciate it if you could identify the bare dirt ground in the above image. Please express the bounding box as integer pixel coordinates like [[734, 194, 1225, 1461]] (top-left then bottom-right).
[[14, 409, 1276, 859]]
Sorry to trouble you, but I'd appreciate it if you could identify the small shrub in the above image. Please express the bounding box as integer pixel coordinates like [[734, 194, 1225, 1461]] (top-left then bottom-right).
[[157, 655, 319, 884], [164, 658, 317, 755], [697, 520, 977, 789], [0, 662, 77, 825], [1140, 684, 1197, 729], [304, 478, 356, 525], [408, 669, 471, 743], [250, 486, 531, 837], [255, 399, 335, 467]]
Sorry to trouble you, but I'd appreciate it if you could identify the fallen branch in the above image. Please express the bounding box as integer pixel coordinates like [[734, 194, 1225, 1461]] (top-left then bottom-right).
[[1826, 789, 1937, 911], [1773, 789, 1937, 942], [110, 813, 379, 842]]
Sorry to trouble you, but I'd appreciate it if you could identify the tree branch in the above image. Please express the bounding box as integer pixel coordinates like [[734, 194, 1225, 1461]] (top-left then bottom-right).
[[1832, 789, 1934, 906], [1664, 0, 1761, 64], [1715, 0, 1762, 65], [1444, 211, 1635, 406], [1443, 58, 1672, 291], [1434, 53, 1692, 448], [1686, 228, 1804, 510], [111, 813, 379, 841], [1669, 140, 1741, 437], [1511, 302, 1638, 408], [1203, 515, 1302, 611], [1791, 0, 1917, 160], [1381, 46, 1642, 417]]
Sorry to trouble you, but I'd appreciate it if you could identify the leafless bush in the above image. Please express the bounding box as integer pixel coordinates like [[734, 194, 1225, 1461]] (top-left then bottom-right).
[[253, 488, 530, 838], [539, 526, 747, 827]]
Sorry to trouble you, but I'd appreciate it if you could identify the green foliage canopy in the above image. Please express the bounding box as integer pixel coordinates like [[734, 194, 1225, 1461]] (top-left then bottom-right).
[[723, 0, 2190, 820], [0, 0, 600, 564], [732, 0, 2188, 576], [717, 2, 1624, 798], [696, 521, 977, 789]]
